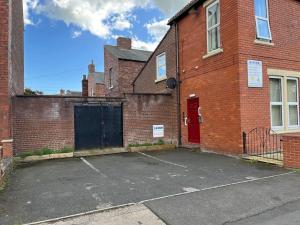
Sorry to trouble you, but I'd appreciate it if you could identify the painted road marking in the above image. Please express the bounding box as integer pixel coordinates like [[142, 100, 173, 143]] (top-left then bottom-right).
[[25, 171, 296, 225], [80, 157, 107, 178], [138, 152, 188, 169], [138, 171, 296, 204]]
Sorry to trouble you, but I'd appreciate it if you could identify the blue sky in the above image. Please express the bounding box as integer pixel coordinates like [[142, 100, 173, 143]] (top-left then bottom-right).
[[24, 0, 189, 94]]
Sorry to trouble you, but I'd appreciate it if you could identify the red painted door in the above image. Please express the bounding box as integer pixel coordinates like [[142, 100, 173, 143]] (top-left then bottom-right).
[[187, 98, 200, 144]]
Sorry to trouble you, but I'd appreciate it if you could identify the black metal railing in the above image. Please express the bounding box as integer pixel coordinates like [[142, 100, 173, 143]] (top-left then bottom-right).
[[243, 127, 283, 161]]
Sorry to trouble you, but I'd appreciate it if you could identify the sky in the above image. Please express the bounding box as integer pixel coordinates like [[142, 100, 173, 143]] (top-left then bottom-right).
[[24, 0, 190, 94]]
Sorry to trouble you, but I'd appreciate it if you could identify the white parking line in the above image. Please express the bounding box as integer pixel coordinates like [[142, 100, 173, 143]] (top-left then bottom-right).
[[138, 171, 296, 204], [138, 152, 188, 169], [80, 157, 107, 178]]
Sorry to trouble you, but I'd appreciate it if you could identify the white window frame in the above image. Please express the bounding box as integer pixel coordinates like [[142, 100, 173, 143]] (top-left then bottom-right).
[[156, 52, 167, 81], [287, 77, 300, 129], [255, 0, 272, 41], [109, 68, 113, 89], [270, 76, 284, 131], [206, 0, 221, 53]]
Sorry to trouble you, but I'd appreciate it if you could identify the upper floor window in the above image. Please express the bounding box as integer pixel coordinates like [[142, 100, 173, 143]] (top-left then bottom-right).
[[206, 0, 220, 52], [156, 53, 166, 81], [109, 68, 113, 89], [254, 0, 272, 40]]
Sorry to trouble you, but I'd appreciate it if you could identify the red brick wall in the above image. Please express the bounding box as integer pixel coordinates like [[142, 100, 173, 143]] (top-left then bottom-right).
[[119, 60, 145, 94], [124, 94, 178, 146], [12, 95, 177, 152], [94, 84, 106, 97], [104, 49, 120, 97], [0, 0, 23, 144], [178, 0, 242, 154], [12, 97, 75, 153], [282, 133, 300, 168], [238, 0, 300, 134], [0, 0, 10, 143], [134, 26, 177, 94]]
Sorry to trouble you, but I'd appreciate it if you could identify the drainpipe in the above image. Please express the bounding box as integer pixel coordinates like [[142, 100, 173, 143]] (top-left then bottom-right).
[[175, 23, 182, 146]]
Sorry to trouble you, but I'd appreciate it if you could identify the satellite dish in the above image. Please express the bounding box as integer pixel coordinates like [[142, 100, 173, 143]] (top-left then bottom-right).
[[166, 77, 178, 89]]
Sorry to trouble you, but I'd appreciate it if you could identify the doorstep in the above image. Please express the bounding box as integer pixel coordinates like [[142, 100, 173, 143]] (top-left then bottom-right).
[[180, 144, 201, 151], [243, 155, 283, 167]]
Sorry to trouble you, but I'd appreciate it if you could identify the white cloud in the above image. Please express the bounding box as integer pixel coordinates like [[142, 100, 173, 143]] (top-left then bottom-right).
[[132, 38, 159, 51], [24, 0, 190, 49], [34, 0, 149, 38], [71, 30, 82, 38], [132, 19, 169, 51], [23, 0, 39, 25]]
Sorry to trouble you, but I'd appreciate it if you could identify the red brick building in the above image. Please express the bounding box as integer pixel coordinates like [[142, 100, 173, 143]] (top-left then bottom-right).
[[0, 0, 24, 181], [87, 61, 105, 97], [104, 37, 152, 97], [168, 0, 300, 156], [0, 0, 24, 147]]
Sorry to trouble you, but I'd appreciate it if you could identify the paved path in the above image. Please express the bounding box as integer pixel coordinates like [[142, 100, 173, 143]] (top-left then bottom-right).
[[39, 204, 166, 225]]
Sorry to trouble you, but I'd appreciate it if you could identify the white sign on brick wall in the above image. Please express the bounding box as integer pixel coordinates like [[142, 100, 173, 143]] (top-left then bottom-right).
[[153, 125, 164, 138], [248, 60, 263, 88]]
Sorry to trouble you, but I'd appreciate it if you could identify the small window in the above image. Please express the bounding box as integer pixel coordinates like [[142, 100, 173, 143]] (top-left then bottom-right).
[[254, 0, 272, 40], [109, 68, 113, 89], [156, 53, 166, 81], [206, 0, 221, 52], [270, 77, 284, 129], [287, 78, 299, 128]]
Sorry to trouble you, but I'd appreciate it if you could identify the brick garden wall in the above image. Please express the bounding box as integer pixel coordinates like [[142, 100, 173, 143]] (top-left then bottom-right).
[[282, 133, 300, 169], [123, 93, 178, 146], [12, 95, 177, 153], [12, 97, 75, 153]]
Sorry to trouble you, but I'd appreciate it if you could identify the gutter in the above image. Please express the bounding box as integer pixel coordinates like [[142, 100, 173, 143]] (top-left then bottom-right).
[[175, 23, 182, 146]]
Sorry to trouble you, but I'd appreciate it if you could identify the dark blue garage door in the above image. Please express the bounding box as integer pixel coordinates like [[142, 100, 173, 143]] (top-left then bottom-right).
[[74, 105, 123, 150]]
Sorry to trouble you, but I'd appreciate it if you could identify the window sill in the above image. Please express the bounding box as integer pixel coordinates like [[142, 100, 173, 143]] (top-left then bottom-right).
[[202, 48, 223, 59], [155, 77, 167, 83], [271, 129, 300, 134], [254, 39, 274, 47]]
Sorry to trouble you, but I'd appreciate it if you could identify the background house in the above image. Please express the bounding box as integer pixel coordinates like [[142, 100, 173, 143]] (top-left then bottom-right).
[[104, 37, 152, 97], [87, 61, 105, 97]]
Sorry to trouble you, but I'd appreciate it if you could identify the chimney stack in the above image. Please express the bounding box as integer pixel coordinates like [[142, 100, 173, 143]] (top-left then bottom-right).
[[117, 37, 132, 50], [82, 75, 88, 97], [88, 60, 95, 73], [60, 89, 65, 96]]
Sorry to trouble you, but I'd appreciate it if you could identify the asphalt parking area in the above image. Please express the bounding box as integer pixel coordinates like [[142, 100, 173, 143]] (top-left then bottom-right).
[[0, 149, 299, 225]]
